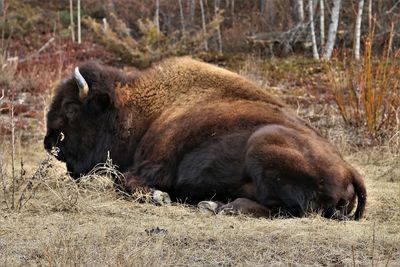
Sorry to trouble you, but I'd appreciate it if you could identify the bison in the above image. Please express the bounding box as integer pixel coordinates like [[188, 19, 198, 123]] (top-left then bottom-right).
[[44, 57, 366, 219]]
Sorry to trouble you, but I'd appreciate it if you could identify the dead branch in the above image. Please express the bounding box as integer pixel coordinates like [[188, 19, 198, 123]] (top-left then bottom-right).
[[19, 37, 55, 63], [247, 22, 310, 52]]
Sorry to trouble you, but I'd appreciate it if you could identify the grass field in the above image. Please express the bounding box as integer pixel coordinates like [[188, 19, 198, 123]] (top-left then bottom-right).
[[0, 143, 399, 266], [0, 58, 399, 266]]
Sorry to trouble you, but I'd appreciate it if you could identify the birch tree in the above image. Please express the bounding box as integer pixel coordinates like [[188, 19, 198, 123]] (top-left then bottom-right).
[[77, 0, 81, 44], [189, 0, 196, 24], [214, 0, 222, 54], [297, 0, 305, 23], [354, 0, 364, 60], [319, 0, 325, 46], [309, 0, 319, 59], [368, 0, 372, 28], [155, 0, 160, 35], [199, 0, 208, 50], [260, 0, 266, 13], [322, 0, 341, 59], [178, 0, 185, 35], [69, 0, 75, 42]]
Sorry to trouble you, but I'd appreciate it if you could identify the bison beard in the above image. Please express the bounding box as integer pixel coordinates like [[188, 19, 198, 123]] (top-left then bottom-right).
[[44, 57, 367, 220]]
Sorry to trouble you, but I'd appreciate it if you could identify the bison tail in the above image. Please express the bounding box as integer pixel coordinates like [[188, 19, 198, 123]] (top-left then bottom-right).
[[352, 170, 367, 220]]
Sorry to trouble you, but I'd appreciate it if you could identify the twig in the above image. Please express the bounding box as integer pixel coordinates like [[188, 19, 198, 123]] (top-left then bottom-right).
[[0, 89, 4, 101], [11, 99, 15, 209], [18, 154, 54, 210], [19, 37, 55, 63], [386, 0, 400, 14], [0, 146, 9, 209], [371, 222, 376, 267], [384, 249, 393, 267], [351, 245, 356, 267]]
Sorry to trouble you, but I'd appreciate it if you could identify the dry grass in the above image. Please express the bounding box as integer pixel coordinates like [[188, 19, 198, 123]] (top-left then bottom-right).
[[0, 139, 399, 266]]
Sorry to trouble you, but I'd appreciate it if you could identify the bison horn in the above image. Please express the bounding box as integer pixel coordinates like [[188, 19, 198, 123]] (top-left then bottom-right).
[[74, 67, 89, 99]]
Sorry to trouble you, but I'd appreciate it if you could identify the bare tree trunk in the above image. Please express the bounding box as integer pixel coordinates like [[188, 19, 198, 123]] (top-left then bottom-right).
[[102, 18, 108, 32], [319, 0, 325, 46], [199, 0, 208, 51], [354, 0, 364, 60], [260, 0, 266, 13], [266, 0, 274, 25], [69, 0, 75, 42], [0, 0, 3, 12], [323, 0, 341, 60], [309, 0, 319, 59], [297, 0, 305, 23], [214, 0, 222, 54], [77, 0, 81, 44], [155, 0, 160, 35], [231, 0, 235, 16], [368, 0, 372, 30], [178, 0, 186, 34], [189, 0, 196, 24]]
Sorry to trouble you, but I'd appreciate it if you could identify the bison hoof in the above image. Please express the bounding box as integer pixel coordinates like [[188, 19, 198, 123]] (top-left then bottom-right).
[[198, 201, 219, 215], [152, 190, 171, 205]]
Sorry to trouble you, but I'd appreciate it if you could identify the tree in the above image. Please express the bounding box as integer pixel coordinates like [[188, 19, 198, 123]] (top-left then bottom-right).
[[354, 0, 364, 60], [199, 0, 208, 51], [260, 0, 266, 13], [178, 0, 185, 35], [368, 0, 372, 29], [77, 0, 81, 44], [297, 0, 305, 23], [69, 0, 75, 42], [154, 0, 160, 35], [189, 0, 196, 24], [214, 0, 222, 54], [319, 0, 325, 46], [309, 0, 319, 59], [323, 0, 341, 59]]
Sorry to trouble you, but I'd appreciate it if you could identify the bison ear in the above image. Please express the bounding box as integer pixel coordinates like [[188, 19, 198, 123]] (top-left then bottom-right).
[[88, 93, 112, 113]]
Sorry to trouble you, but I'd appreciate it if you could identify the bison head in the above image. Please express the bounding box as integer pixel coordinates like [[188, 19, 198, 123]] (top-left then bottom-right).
[[44, 62, 120, 179]]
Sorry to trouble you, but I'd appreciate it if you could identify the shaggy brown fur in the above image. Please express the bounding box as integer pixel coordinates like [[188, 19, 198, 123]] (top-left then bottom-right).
[[44, 57, 366, 220]]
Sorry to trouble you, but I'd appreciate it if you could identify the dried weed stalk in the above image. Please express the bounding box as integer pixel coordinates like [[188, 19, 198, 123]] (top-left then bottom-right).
[[79, 151, 126, 194], [16, 150, 55, 210], [328, 23, 400, 144]]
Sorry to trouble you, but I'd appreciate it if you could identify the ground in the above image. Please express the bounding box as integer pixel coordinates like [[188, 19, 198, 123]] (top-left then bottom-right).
[[0, 57, 399, 266]]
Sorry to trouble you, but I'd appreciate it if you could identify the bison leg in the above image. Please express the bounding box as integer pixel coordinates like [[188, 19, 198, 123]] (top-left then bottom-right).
[[218, 198, 276, 217], [245, 124, 362, 219], [152, 190, 172, 205], [197, 201, 224, 214], [323, 183, 357, 220], [124, 173, 171, 205], [198, 198, 277, 218]]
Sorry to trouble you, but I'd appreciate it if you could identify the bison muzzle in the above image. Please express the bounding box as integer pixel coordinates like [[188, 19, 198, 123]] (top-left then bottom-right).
[[44, 57, 366, 220]]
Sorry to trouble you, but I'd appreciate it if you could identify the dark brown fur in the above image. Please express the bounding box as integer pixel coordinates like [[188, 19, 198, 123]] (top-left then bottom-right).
[[44, 57, 366, 219]]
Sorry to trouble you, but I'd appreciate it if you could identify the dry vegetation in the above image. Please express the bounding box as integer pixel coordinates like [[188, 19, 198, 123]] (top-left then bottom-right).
[[0, 136, 399, 266]]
